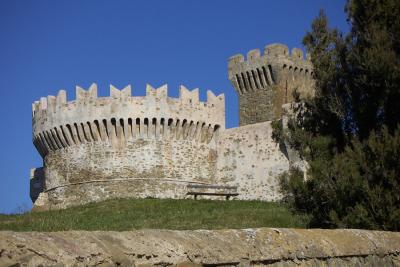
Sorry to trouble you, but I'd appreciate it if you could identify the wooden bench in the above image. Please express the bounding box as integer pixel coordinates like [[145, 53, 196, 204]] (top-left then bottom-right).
[[186, 184, 239, 200]]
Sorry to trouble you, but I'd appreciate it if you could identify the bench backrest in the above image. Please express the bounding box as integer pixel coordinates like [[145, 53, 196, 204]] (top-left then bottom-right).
[[187, 184, 237, 190]]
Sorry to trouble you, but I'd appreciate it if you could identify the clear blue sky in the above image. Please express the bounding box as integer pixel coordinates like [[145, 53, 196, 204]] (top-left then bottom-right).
[[0, 0, 348, 213]]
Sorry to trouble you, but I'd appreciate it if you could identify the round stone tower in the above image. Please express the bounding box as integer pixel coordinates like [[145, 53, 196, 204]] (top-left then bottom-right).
[[31, 83, 225, 210]]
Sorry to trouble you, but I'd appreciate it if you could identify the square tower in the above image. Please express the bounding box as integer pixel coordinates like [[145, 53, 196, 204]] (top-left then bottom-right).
[[228, 43, 314, 126]]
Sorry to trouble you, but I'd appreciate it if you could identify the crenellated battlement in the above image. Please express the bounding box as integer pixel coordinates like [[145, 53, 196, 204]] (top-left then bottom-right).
[[228, 43, 311, 67], [228, 43, 315, 125], [32, 83, 225, 158], [228, 43, 314, 95], [32, 83, 224, 117]]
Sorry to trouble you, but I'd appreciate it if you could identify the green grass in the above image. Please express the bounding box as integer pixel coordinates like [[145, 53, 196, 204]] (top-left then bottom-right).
[[0, 198, 310, 231]]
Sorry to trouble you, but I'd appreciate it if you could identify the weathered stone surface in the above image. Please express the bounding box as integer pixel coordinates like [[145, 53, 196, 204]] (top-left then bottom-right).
[[228, 43, 315, 125], [217, 121, 288, 201], [30, 43, 314, 209], [30, 83, 289, 209], [38, 139, 219, 210], [31, 84, 225, 210], [1, 228, 400, 266]]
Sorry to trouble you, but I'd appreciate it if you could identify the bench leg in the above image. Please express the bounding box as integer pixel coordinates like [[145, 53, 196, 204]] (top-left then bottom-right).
[[194, 195, 197, 200], [226, 195, 230, 201]]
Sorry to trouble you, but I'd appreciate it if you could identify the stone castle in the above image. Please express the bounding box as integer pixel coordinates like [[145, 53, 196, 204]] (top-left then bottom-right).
[[30, 43, 314, 210]]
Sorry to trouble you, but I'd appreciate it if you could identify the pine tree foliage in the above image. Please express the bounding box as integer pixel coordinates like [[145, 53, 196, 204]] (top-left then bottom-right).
[[275, 0, 400, 230]]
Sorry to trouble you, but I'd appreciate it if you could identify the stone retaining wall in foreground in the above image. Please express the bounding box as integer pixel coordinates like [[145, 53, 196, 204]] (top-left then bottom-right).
[[1, 228, 400, 266]]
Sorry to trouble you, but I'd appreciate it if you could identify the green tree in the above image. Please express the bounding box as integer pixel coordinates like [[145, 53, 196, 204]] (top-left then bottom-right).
[[275, 0, 400, 230]]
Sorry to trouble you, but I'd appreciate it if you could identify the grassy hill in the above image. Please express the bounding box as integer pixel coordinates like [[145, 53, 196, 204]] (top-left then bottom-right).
[[0, 198, 310, 231]]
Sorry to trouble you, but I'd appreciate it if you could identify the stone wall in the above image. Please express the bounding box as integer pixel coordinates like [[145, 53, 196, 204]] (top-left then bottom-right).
[[217, 121, 289, 201], [38, 139, 218, 210], [29, 43, 314, 209], [29, 167, 45, 203], [236, 85, 275, 126], [31, 84, 225, 210], [30, 82, 296, 209], [228, 43, 315, 125], [1, 228, 400, 266], [32, 83, 224, 159], [34, 119, 291, 208]]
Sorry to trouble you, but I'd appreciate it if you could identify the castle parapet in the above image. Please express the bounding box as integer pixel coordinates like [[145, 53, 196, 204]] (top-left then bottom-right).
[[228, 43, 315, 125], [32, 83, 225, 158], [228, 43, 313, 96]]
